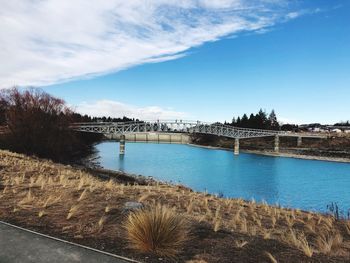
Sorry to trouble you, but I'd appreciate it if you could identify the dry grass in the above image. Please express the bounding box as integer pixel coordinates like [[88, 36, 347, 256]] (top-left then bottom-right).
[[283, 229, 314, 257], [122, 204, 189, 257], [344, 221, 350, 236], [316, 232, 343, 255]]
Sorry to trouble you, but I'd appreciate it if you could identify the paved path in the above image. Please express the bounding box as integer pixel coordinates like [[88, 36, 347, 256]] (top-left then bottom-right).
[[0, 222, 135, 263]]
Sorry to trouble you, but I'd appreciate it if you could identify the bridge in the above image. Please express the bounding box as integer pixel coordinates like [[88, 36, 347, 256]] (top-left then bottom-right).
[[71, 120, 327, 155]]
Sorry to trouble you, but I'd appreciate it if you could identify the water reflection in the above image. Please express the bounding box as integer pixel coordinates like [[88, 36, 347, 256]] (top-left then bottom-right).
[[118, 154, 125, 172]]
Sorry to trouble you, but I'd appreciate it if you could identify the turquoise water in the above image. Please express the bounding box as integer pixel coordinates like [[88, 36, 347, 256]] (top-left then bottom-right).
[[95, 141, 350, 213]]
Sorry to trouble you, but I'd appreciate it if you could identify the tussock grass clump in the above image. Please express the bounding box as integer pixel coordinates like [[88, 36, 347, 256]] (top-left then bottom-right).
[[123, 204, 189, 257], [316, 232, 343, 255], [283, 229, 314, 257]]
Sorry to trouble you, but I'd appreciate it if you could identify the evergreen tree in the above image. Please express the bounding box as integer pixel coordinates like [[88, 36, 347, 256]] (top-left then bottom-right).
[[248, 113, 257, 128], [268, 109, 279, 130], [241, 114, 249, 128], [236, 117, 241, 127], [231, 117, 236, 126], [256, 109, 268, 129]]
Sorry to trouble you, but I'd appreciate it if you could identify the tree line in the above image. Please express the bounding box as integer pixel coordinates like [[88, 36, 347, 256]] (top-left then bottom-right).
[[70, 113, 138, 123], [225, 109, 280, 130], [334, 121, 350, 127]]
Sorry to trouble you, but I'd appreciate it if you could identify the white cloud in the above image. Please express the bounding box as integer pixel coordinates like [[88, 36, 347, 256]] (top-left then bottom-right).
[[76, 100, 188, 120], [0, 0, 297, 88], [286, 12, 300, 19]]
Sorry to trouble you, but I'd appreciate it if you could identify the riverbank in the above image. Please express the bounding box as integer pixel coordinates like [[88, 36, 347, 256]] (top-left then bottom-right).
[[1, 150, 350, 262], [189, 143, 350, 163], [190, 134, 350, 163], [245, 149, 350, 163]]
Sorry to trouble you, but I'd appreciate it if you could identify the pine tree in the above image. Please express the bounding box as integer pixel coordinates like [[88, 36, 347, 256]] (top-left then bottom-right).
[[241, 114, 249, 128], [256, 109, 268, 129], [268, 110, 279, 130], [236, 117, 241, 127], [231, 117, 236, 126]]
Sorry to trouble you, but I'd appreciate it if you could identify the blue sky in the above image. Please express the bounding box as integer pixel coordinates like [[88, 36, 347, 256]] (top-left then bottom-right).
[[1, 1, 349, 124]]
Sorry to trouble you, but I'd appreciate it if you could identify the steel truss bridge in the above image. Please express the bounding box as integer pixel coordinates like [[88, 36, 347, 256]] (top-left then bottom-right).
[[71, 120, 326, 155], [71, 120, 325, 139]]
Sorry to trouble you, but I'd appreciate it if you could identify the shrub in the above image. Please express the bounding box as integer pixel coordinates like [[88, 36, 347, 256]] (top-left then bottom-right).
[[123, 204, 189, 257]]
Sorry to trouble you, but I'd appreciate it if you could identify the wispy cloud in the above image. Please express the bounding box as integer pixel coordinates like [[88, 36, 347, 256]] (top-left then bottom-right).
[[1, 0, 298, 88], [76, 100, 188, 120]]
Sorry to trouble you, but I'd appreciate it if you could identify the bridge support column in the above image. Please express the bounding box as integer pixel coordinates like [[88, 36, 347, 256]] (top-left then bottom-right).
[[120, 135, 125, 155], [234, 138, 239, 155], [297, 136, 302, 147], [274, 135, 279, 153]]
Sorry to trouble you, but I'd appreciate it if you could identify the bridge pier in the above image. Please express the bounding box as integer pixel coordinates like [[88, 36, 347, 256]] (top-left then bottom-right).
[[234, 138, 240, 155], [274, 135, 279, 153], [120, 135, 125, 155], [297, 136, 302, 147]]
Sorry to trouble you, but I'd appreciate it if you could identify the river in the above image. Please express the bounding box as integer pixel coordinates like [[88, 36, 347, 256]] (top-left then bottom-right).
[[94, 141, 350, 213]]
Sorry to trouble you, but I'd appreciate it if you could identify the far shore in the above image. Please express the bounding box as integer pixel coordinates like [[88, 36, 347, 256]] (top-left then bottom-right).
[[188, 143, 350, 163]]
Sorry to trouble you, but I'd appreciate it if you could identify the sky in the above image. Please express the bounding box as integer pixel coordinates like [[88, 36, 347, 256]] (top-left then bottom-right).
[[1, 0, 349, 124]]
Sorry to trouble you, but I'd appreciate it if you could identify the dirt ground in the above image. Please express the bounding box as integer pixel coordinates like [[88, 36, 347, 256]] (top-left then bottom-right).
[[1, 150, 350, 263]]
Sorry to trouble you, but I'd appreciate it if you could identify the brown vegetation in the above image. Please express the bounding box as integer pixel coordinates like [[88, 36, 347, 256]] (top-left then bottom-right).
[[0, 88, 101, 161], [0, 150, 350, 262]]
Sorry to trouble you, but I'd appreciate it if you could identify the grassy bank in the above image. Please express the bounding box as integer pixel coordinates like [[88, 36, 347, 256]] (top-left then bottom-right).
[[0, 150, 350, 262]]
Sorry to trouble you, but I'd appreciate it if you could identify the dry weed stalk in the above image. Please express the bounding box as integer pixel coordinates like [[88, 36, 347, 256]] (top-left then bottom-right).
[[344, 221, 350, 236], [43, 195, 61, 208], [265, 252, 278, 263], [98, 216, 107, 228], [263, 229, 272, 240], [19, 190, 34, 204], [240, 217, 248, 233], [38, 210, 46, 218], [285, 214, 295, 228], [214, 218, 221, 232], [67, 205, 79, 220], [234, 240, 248, 248], [78, 189, 87, 201]]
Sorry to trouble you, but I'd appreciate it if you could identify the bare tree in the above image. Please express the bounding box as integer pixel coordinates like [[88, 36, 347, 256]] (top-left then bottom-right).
[[0, 88, 84, 161]]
